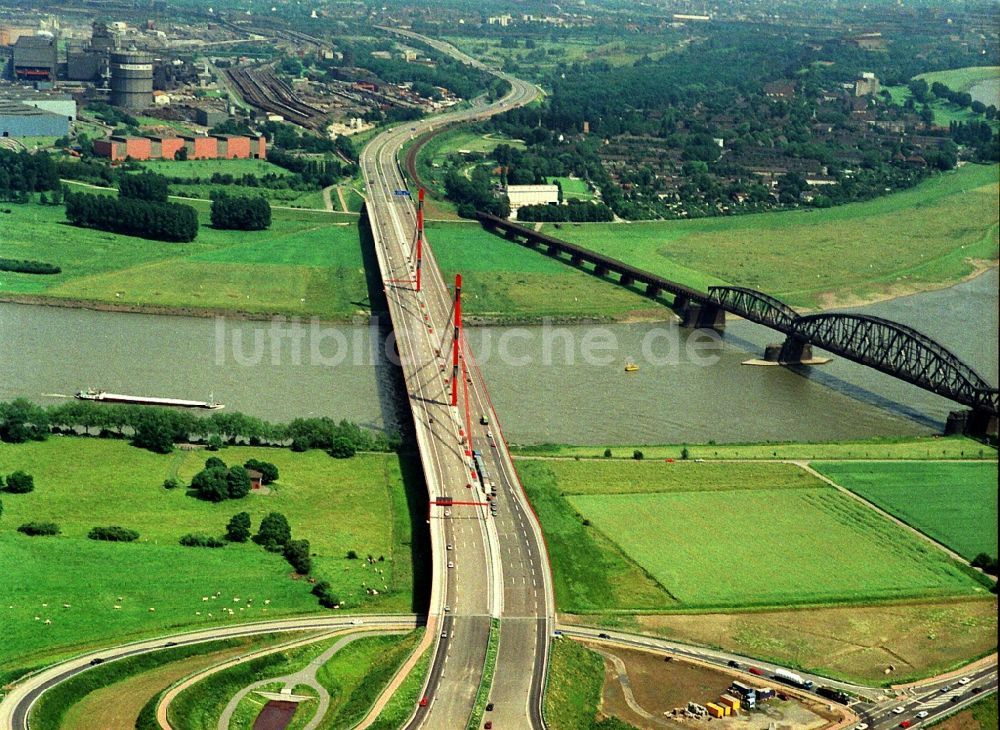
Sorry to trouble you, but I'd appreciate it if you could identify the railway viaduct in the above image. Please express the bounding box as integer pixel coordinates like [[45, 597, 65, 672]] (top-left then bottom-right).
[[477, 212, 999, 437]]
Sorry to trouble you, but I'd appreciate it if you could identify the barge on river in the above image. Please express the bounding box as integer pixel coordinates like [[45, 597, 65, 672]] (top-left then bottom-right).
[[75, 389, 224, 410]]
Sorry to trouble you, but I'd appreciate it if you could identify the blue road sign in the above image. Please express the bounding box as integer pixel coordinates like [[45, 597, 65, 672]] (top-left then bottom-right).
[[394, 190, 411, 197]]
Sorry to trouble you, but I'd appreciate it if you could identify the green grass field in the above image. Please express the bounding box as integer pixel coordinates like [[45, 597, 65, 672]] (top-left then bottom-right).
[[0, 199, 369, 319], [916, 67, 1000, 94], [536, 164, 998, 308], [813, 462, 999, 561], [523, 459, 987, 612], [0, 437, 424, 676], [542, 638, 610, 730], [425, 221, 661, 321], [136, 159, 292, 179], [168, 183, 327, 209], [548, 176, 595, 201], [513, 435, 995, 461]]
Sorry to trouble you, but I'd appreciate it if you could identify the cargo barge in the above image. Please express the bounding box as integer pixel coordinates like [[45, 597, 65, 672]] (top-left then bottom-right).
[[75, 388, 224, 410]]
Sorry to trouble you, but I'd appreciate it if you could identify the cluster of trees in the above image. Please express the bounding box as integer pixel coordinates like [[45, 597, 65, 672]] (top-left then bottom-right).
[[210, 193, 272, 230], [88, 525, 140, 542], [0, 258, 60, 275], [243, 459, 279, 484], [250, 511, 311, 574], [949, 120, 999, 162], [1, 471, 34, 493], [119, 172, 169, 203], [971, 553, 999, 577], [311, 580, 339, 608], [65, 192, 199, 243], [0, 149, 61, 197], [444, 168, 509, 219], [18, 521, 59, 536], [517, 200, 614, 222], [0, 398, 399, 455], [191, 457, 254, 502]]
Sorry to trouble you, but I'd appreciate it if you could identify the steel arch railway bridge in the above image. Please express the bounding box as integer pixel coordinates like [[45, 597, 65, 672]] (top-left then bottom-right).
[[476, 213, 998, 436]]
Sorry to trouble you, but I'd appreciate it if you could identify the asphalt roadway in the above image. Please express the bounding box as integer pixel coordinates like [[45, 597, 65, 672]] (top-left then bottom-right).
[[360, 32, 553, 729]]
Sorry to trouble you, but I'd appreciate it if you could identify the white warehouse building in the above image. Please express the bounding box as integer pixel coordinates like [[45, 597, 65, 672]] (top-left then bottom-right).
[[504, 184, 559, 217]]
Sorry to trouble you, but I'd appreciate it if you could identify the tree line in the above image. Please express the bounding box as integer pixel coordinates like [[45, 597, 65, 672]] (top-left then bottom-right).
[[0, 149, 61, 198], [0, 258, 61, 275], [516, 200, 614, 223], [0, 398, 400, 455], [65, 191, 199, 243]]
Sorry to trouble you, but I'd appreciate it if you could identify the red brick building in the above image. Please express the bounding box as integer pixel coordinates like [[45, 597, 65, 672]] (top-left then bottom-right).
[[93, 134, 266, 161]]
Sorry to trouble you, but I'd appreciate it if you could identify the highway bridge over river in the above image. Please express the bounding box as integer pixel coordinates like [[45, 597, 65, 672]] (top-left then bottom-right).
[[361, 36, 554, 730]]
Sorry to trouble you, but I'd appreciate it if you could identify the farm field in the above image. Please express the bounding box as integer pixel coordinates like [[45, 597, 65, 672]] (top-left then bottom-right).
[[425, 221, 662, 322], [620, 598, 998, 685], [0, 199, 369, 320], [813, 461, 999, 561], [0, 437, 425, 678], [537, 163, 999, 308], [513, 435, 994, 461], [136, 158, 292, 179], [522, 458, 987, 612]]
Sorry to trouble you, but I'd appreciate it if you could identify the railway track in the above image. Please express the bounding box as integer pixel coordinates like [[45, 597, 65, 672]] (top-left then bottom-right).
[[226, 65, 328, 131]]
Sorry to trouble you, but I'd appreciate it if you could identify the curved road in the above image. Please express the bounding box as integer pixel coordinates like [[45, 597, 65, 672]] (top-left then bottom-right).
[[0, 614, 421, 730]]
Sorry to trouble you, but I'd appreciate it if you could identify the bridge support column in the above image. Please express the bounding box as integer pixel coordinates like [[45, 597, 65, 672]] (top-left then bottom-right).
[[594, 264, 609, 277], [945, 409, 999, 438], [679, 301, 726, 331], [546, 244, 560, 257], [620, 274, 634, 287], [570, 254, 583, 266], [646, 283, 661, 298], [763, 336, 813, 364]]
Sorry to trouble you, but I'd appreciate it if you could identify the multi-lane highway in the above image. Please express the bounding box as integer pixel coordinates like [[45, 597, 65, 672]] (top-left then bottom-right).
[[360, 32, 553, 729]]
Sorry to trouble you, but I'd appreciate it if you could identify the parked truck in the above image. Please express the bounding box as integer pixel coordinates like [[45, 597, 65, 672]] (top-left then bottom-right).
[[773, 668, 814, 689], [816, 686, 851, 704]]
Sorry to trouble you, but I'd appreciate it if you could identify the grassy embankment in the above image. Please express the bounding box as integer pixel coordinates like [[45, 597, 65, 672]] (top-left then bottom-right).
[[0, 437, 425, 681], [885, 83, 999, 130], [521, 456, 998, 683], [813, 461, 998, 561], [512, 435, 995, 461], [543, 637, 630, 730], [0, 196, 369, 320], [366, 642, 433, 730], [30, 633, 300, 730], [532, 163, 998, 309], [549, 176, 595, 201]]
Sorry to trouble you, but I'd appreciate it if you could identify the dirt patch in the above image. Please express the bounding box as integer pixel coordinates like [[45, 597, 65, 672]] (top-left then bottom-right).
[[563, 596, 997, 684], [60, 643, 258, 730], [254, 700, 299, 730], [587, 642, 838, 730], [813, 261, 997, 310]]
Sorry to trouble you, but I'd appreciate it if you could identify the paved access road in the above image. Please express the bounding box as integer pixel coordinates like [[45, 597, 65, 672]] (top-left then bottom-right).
[[0, 614, 421, 730], [361, 29, 554, 730]]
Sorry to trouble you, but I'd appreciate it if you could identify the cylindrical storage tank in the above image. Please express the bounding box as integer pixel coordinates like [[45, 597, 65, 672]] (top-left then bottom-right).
[[110, 50, 153, 110]]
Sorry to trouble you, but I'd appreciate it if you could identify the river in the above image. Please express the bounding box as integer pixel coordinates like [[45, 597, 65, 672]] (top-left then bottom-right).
[[0, 269, 995, 444]]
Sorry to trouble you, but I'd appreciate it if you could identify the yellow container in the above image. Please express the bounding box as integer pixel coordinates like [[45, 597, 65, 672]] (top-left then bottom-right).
[[720, 694, 741, 712], [706, 703, 725, 718]]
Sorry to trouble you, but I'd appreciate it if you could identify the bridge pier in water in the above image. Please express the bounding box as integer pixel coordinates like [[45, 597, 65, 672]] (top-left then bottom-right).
[[764, 336, 814, 364], [945, 409, 999, 439], [676, 295, 725, 331]]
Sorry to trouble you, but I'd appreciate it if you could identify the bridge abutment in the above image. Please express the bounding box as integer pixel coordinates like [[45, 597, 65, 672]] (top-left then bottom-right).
[[679, 301, 726, 331], [945, 409, 999, 439]]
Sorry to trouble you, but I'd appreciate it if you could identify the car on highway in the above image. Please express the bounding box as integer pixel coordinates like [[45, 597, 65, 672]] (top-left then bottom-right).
[[448, 561, 454, 568], [892, 706, 906, 714], [916, 711, 929, 719], [727, 660, 740, 668], [419, 696, 429, 707], [900, 721, 912, 729], [486, 702, 494, 711], [484, 722, 492, 729], [89, 657, 105, 665], [441, 630, 448, 638], [939, 685, 952, 693], [598, 633, 611, 639], [749, 666, 765, 676], [854, 724, 869, 730], [971, 686, 983, 694], [444, 605, 450, 612], [958, 677, 972, 685], [447, 543, 453, 550]]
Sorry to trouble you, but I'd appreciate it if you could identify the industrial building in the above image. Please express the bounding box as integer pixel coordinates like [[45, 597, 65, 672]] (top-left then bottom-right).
[[195, 107, 228, 128], [0, 90, 75, 120], [0, 100, 69, 137], [67, 22, 118, 82], [504, 183, 560, 213], [109, 50, 153, 110], [12, 35, 58, 82], [93, 133, 266, 161]]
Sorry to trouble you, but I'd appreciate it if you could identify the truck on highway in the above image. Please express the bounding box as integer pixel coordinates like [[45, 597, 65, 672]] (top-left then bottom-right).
[[773, 668, 813, 689]]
